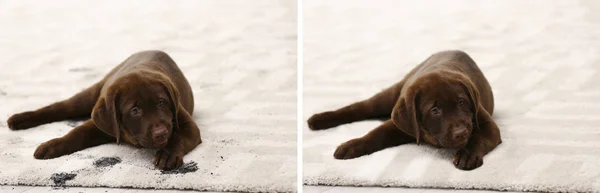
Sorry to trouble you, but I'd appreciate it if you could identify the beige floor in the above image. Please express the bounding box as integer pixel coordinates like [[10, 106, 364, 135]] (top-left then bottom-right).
[[302, 0, 600, 192], [0, 186, 223, 193], [1, 185, 523, 192], [304, 186, 521, 193]]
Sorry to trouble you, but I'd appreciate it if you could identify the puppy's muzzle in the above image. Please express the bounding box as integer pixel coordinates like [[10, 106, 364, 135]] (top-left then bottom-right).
[[152, 126, 169, 147]]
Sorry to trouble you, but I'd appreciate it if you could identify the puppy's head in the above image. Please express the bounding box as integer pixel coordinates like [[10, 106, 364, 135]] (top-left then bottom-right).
[[392, 70, 480, 148], [92, 70, 180, 148]]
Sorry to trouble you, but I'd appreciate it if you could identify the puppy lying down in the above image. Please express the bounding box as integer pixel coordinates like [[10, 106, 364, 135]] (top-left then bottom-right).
[[7, 50, 201, 170], [308, 50, 501, 170]]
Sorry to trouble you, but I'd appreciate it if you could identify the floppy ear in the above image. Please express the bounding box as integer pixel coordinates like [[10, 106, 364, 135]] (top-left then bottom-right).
[[460, 77, 481, 131], [392, 86, 422, 144], [91, 88, 121, 144], [159, 76, 181, 131], [140, 70, 182, 130]]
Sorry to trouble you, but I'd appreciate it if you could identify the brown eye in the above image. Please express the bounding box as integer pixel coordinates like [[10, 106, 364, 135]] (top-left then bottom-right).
[[130, 107, 140, 116], [430, 107, 441, 116], [158, 99, 167, 107], [458, 99, 465, 106]]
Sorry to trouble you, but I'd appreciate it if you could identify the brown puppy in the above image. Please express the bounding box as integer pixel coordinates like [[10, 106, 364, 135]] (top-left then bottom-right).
[[307, 50, 501, 170], [6, 50, 202, 170]]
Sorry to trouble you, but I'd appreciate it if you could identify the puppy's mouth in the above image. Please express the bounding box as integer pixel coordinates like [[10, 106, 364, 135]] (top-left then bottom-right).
[[150, 124, 172, 148], [139, 136, 170, 149], [155, 138, 169, 148], [445, 139, 468, 149], [437, 137, 469, 149], [153, 133, 171, 148]]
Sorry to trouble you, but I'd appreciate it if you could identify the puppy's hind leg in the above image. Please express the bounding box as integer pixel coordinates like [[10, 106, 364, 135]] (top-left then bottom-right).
[[7, 82, 104, 130], [34, 119, 114, 159], [307, 81, 404, 130], [334, 120, 414, 159]]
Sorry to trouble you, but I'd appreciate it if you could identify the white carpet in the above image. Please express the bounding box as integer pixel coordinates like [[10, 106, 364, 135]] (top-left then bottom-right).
[[303, 0, 600, 192], [0, 1, 296, 192]]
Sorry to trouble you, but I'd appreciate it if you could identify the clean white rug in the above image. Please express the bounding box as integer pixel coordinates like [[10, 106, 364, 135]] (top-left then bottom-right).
[[303, 0, 600, 192], [0, 1, 296, 192]]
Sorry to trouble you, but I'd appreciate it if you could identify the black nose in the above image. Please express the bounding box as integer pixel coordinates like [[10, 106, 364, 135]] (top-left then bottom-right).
[[152, 126, 168, 142], [452, 128, 468, 140]]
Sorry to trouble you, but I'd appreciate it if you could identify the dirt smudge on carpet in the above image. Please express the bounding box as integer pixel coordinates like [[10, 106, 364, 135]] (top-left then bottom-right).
[[51, 172, 76, 188], [161, 161, 198, 174], [93, 157, 122, 168]]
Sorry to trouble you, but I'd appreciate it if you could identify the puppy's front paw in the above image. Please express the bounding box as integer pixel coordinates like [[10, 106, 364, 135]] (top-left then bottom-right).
[[453, 149, 483, 170], [333, 138, 371, 159], [307, 112, 338, 130], [7, 112, 39, 130], [153, 149, 183, 170], [34, 138, 68, 159]]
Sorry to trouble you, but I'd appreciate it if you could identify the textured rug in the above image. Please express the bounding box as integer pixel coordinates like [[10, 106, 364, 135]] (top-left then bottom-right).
[[303, 0, 600, 192], [0, 1, 296, 192]]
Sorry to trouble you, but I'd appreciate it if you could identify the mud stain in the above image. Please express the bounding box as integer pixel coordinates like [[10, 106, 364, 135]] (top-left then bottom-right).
[[161, 161, 198, 174], [50, 172, 76, 188], [93, 157, 122, 168], [68, 67, 93, 72]]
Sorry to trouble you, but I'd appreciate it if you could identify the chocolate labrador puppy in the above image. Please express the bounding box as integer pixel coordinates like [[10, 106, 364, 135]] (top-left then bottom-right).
[[6, 50, 201, 170], [307, 50, 501, 170]]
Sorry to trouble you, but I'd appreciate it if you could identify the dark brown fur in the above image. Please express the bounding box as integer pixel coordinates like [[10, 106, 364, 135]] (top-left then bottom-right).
[[307, 50, 501, 170], [6, 50, 202, 170]]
